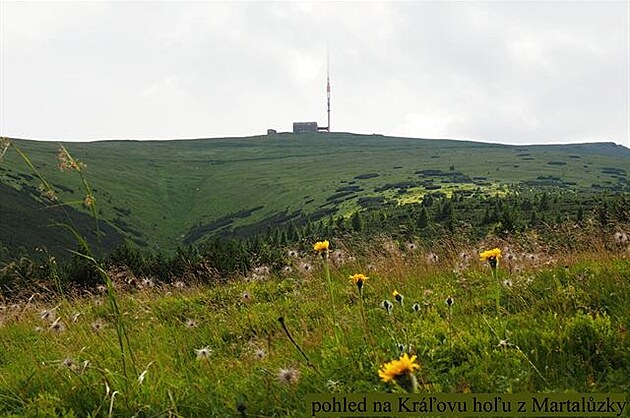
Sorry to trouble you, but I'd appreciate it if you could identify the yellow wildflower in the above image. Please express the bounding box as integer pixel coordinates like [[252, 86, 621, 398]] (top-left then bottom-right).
[[378, 353, 420, 383], [313, 240, 330, 253], [479, 248, 502, 262], [349, 273, 368, 286], [350, 273, 368, 292]]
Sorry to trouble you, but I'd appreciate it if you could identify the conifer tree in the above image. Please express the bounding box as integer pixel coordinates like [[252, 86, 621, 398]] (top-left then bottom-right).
[[351, 211, 365, 232], [417, 207, 428, 228]]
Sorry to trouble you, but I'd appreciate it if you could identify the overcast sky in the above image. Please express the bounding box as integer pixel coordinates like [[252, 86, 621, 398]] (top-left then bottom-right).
[[1, 1, 629, 146]]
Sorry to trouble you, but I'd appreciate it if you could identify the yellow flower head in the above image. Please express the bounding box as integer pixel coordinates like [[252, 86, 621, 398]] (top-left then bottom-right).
[[378, 353, 420, 383], [479, 248, 502, 262], [350, 273, 368, 286], [313, 240, 330, 253], [392, 290, 400, 297]]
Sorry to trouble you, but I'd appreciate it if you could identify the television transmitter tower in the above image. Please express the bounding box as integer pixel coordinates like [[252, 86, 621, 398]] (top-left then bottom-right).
[[326, 54, 331, 132], [290, 51, 332, 134], [317, 52, 331, 133]]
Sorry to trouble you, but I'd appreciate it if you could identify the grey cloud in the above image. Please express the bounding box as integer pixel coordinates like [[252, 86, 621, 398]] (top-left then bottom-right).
[[1, 2, 627, 145]]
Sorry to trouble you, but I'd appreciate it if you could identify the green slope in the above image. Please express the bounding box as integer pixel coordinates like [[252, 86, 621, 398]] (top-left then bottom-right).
[[1, 133, 628, 257]]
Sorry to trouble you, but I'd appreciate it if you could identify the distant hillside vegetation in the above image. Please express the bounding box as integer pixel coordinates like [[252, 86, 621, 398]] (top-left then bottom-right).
[[1, 133, 629, 261]]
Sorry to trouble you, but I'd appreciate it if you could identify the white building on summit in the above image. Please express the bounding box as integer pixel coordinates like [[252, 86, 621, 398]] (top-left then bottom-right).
[[292, 122, 319, 133]]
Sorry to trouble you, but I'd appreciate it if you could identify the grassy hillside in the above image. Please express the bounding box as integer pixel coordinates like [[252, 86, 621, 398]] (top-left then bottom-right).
[[1, 134, 629, 416], [1, 240, 629, 416], [1, 133, 629, 257]]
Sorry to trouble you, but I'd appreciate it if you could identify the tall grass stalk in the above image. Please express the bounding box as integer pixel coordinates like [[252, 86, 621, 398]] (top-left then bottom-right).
[[58, 146, 101, 245], [358, 290, 372, 344], [482, 316, 550, 389], [9, 142, 136, 392], [351, 274, 374, 345], [10, 143, 58, 203], [321, 251, 340, 345], [446, 296, 454, 352], [278, 316, 324, 379], [42, 248, 64, 300], [73, 252, 137, 379], [492, 266, 500, 318]]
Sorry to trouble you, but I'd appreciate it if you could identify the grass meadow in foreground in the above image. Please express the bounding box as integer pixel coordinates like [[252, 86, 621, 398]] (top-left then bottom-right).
[[1, 241, 629, 417]]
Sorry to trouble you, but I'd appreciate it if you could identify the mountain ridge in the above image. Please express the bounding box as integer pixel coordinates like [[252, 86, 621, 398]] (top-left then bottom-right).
[[3, 132, 629, 151], [1, 132, 628, 261]]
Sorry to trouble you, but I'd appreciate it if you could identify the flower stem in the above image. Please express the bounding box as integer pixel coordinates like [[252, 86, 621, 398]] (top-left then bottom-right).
[[492, 265, 500, 318], [277, 316, 326, 379], [323, 256, 340, 345], [448, 304, 453, 351], [358, 291, 373, 344]]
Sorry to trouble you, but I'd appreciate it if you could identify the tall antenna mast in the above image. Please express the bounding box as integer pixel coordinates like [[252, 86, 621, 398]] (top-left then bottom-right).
[[315, 47, 331, 133], [326, 48, 331, 132]]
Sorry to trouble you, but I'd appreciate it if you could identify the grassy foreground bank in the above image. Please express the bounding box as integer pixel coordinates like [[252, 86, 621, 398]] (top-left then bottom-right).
[[1, 238, 629, 417]]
